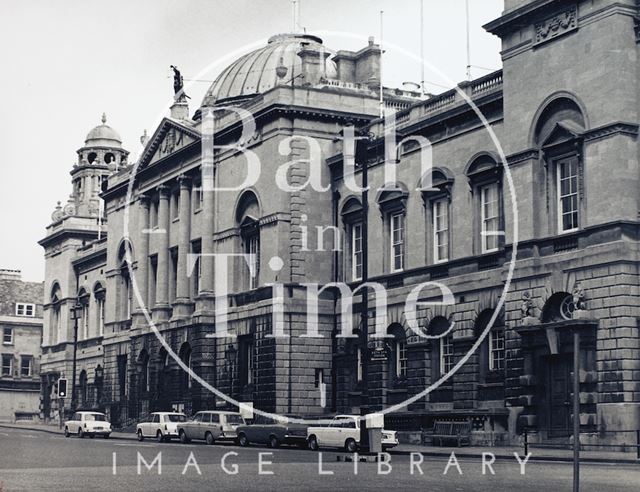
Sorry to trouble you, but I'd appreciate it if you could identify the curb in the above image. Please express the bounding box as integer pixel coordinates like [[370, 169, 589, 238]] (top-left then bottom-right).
[[1, 423, 638, 464], [388, 448, 640, 465], [0, 423, 136, 441]]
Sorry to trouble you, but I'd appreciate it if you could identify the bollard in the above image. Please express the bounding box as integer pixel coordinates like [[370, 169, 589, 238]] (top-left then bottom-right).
[[524, 427, 528, 457], [636, 430, 640, 461]]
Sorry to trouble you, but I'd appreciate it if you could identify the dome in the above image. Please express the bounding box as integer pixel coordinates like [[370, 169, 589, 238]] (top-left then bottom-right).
[[201, 33, 337, 107], [84, 113, 122, 147]]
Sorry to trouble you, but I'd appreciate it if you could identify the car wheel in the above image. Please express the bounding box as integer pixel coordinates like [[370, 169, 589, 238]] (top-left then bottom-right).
[[78, 428, 84, 439], [238, 433, 249, 447], [205, 432, 215, 445], [137, 430, 144, 442], [308, 435, 319, 451], [269, 435, 279, 449], [64, 427, 70, 438], [179, 430, 190, 444], [345, 438, 357, 453], [156, 430, 164, 443], [89, 434, 95, 439], [104, 434, 110, 439]]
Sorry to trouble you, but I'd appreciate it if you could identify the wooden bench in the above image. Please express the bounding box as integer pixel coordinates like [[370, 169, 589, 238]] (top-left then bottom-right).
[[431, 420, 471, 447]]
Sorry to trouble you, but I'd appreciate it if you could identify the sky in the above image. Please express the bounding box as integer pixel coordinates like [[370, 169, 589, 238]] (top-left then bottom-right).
[[0, 0, 504, 282]]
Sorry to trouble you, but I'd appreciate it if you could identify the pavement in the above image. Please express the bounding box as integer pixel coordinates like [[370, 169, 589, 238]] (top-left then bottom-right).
[[1, 420, 639, 464], [2, 425, 640, 491]]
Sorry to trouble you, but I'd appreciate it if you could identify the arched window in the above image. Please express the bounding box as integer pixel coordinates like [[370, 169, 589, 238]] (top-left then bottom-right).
[[466, 153, 503, 254], [428, 316, 454, 379], [179, 343, 192, 390], [235, 190, 261, 291], [93, 283, 105, 336], [138, 350, 150, 393], [117, 241, 133, 322], [388, 324, 407, 380], [341, 197, 364, 282], [79, 370, 88, 406], [542, 292, 575, 323], [421, 168, 454, 264], [50, 283, 62, 345], [190, 240, 202, 300], [475, 309, 505, 383], [376, 183, 409, 273], [533, 97, 586, 235], [157, 348, 170, 394], [77, 288, 90, 340]]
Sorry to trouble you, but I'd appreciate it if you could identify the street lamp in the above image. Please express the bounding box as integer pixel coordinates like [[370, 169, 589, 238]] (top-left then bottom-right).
[[69, 300, 83, 412], [95, 365, 104, 409], [226, 344, 237, 400]]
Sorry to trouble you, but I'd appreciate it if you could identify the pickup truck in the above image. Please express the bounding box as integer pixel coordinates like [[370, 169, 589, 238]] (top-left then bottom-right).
[[236, 415, 308, 448], [306, 414, 398, 452]]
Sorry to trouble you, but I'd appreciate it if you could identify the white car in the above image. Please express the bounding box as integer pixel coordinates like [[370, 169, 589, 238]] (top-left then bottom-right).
[[307, 415, 398, 452], [136, 412, 187, 442], [64, 411, 112, 439]]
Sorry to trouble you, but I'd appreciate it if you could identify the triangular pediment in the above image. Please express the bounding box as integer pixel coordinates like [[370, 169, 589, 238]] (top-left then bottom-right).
[[542, 119, 585, 148], [139, 118, 201, 169]]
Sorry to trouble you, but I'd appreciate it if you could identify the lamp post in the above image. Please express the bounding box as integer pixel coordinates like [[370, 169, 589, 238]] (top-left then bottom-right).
[[95, 365, 104, 410], [226, 344, 237, 403], [69, 300, 82, 412]]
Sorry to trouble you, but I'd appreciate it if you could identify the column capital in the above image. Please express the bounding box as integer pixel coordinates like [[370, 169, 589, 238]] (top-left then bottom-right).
[[178, 174, 192, 189], [158, 184, 171, 199], [138, 193, 151, 207]]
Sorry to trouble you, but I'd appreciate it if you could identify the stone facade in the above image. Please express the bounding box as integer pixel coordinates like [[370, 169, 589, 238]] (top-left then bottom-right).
[[0, 270, 43, 421], [40, 0, 640, 445]]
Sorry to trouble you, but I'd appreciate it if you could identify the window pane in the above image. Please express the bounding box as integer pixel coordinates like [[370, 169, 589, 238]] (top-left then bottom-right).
[[351, 223, 363, 281], [481, 183, 500, 252], [440, 335, 454, 374], [557, 159, 579, 232], [432, 199, 449, 262], [489, 329, 505, 371], [391, 213, 405, 271], [2, 355, 12, 376]]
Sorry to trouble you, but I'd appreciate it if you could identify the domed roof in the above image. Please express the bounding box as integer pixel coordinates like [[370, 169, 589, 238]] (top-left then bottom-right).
[[201, 33, 337, 107], [84, 113, 122, 147]]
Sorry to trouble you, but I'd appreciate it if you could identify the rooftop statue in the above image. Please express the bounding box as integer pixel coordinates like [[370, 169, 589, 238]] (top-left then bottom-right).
[[170, 65, 189, 101]]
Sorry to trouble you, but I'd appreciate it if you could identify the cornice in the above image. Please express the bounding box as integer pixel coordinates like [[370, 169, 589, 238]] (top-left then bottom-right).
[[484, 0, 562, 36], [507, 149, 540, 166], [583, 121, 639, 142], [38, 228, 101, 249]]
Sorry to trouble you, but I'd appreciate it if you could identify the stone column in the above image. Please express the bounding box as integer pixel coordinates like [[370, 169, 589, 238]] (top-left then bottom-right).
[[153, 185, 172, 321], [133, 193, 150, 328], [172, 175, 193, 319], [195, 172, 215, 316]]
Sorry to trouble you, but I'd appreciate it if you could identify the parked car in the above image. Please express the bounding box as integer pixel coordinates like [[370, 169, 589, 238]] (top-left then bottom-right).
[[306, 415, 398, 452], [236, 415, 308, 448], [177, 411, 246, 445], [136, 412, 187, 442], [64, 411, 112, 439]]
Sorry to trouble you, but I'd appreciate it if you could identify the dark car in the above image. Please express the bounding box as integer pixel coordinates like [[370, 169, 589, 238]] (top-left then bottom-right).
[[236, 415, 308, 448]]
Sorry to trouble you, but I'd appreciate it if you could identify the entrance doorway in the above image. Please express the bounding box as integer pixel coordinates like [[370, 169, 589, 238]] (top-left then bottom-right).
[[548, 355, 572, 437]]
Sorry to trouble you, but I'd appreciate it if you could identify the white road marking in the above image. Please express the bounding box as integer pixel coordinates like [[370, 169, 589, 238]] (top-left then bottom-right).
[[114, 443, 155, 447], [21, 434, 37, 438]]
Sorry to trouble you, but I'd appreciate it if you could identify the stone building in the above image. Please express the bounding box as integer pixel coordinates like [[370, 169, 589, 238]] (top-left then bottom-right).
[[41, 0, 640, 445], [39, 115, 127, 419], [0, 269, 43, 421]]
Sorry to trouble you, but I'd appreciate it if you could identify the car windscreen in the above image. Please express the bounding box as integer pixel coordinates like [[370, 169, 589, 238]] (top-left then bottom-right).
[[85, 414, 107, 422], [225, 414, 244, 424], [167, 415, 187, 423]]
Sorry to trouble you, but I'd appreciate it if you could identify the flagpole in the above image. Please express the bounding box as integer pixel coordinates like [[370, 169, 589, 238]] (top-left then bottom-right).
[[379, 10, 384, 118], [465, 0, 472, 81]]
